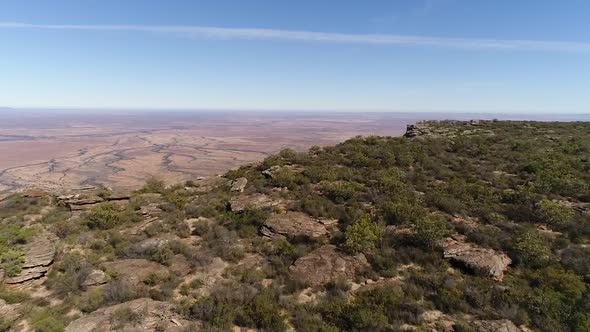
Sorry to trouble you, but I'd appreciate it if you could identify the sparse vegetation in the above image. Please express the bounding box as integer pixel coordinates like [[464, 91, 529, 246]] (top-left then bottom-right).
[[1, 120, 590, 331]]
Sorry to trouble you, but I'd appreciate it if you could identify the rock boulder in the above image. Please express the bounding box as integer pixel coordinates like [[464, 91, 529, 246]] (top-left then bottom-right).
[[230, 177, 248, 192], [442, 238, 511, 281], [64, 298, 190, 332], [263, 212, 330, 239], [229, 193, 283, 212], [81, 269, 109, 288], [289, 245, 369, 287]]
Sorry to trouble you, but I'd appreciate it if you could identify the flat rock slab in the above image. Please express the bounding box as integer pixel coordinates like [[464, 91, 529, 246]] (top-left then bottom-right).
[[229, 193, 283, 212], [289, 245, 369, 287], [58, 194, 104, 211], [443, 238, 511, 281], [81, 269, 109, 288], [5, 230, 58, 285], [264, 212, 330, 239], [0, 299, 21, 324], [65, 298, 191, 332]]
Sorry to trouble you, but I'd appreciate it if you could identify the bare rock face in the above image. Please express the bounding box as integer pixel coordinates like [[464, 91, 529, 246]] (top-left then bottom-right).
[[471, 319, 522, 332], [58, 193, 104, 212], [57, 187, 130, 213], [263, 212, 330, 239], [140, 203, 163, 217], [0, 299, 21, 325], [404, 124, 431, 138], [4, 230, 58, 286], [230, 177, 248, 192], [261, 165, 283, 179], [64, 298, 191, 332], [229, 193, 283, 212], [442, 238, 511, 281], [81, 269, 109, 288], [289, 245, 369, 287]]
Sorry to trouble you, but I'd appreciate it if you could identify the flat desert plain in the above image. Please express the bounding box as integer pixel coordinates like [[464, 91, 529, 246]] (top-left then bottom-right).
[[0, 111, 414, 194]]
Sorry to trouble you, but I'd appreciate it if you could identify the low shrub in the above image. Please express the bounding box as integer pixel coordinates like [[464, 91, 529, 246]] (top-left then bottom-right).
[[0, 287, 30, 304], [343, 215, 384, 253], [30, 309, 65, 332], [110, 306, 144, 330]]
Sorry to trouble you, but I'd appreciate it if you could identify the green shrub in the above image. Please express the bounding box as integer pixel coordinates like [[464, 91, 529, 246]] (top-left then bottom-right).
[[110, 306, 144, 330], [141, 178, 166, 193], [320, 181, 363, 203], [0, 249, 24, 277], [30, 309, 65, 332], [344, 215, 384, 253], [192, 219, 210, 236], [512, 230, 551, 267], [0, 287, 30, 303], [537, 199, 575, 228], [428, 193, 466, 215], [412, 215, 448, 248], [77, 288, 104, 313], [241, 289, 287, 331], [46, 253, 92, 295], [102, 279, 140, 305], [297, 194, 340, 219], [84, 203, 125, 230], [381, 199, 426, 225]]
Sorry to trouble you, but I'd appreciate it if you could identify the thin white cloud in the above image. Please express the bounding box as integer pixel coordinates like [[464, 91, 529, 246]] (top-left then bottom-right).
[[1, 22, 589, 52]]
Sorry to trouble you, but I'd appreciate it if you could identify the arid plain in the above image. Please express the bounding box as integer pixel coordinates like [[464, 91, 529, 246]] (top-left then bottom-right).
[[0, 110, 414, 195]]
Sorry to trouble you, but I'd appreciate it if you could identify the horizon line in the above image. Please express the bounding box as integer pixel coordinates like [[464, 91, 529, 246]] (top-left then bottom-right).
[[1, 106, 589, 115], [1, 22, 590, 53]]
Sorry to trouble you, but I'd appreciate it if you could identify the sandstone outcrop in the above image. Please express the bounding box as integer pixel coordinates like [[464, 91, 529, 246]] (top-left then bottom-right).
[[81, 269, 109, 288], [442, 238, 511, 281], [289, 245, 369, 287], [57, 188, 130, 213], [229, 177, 248, 192], [263, 212, 330, 239], [4, 230, 58, 286], [64, 298, 191, 332], [0, 299, 21, 325], [229, 193, 285, 212], [404, 124, 431, 138]]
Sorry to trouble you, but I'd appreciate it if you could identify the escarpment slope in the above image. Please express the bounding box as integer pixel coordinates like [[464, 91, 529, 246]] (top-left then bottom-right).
[[1, 120, 589, 332]]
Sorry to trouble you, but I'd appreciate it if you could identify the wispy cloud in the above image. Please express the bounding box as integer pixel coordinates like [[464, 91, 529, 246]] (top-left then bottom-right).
[[1, 22, 589, 52]]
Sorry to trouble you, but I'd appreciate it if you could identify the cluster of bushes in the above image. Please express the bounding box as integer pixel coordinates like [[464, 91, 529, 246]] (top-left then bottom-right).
[[223, 120, 590, 331], [179, 282, 286, 331], [84, 202, 139, 230]]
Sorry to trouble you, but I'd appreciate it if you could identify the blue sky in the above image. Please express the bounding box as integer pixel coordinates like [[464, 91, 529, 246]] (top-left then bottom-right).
[[0, 0, 589, 113]]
